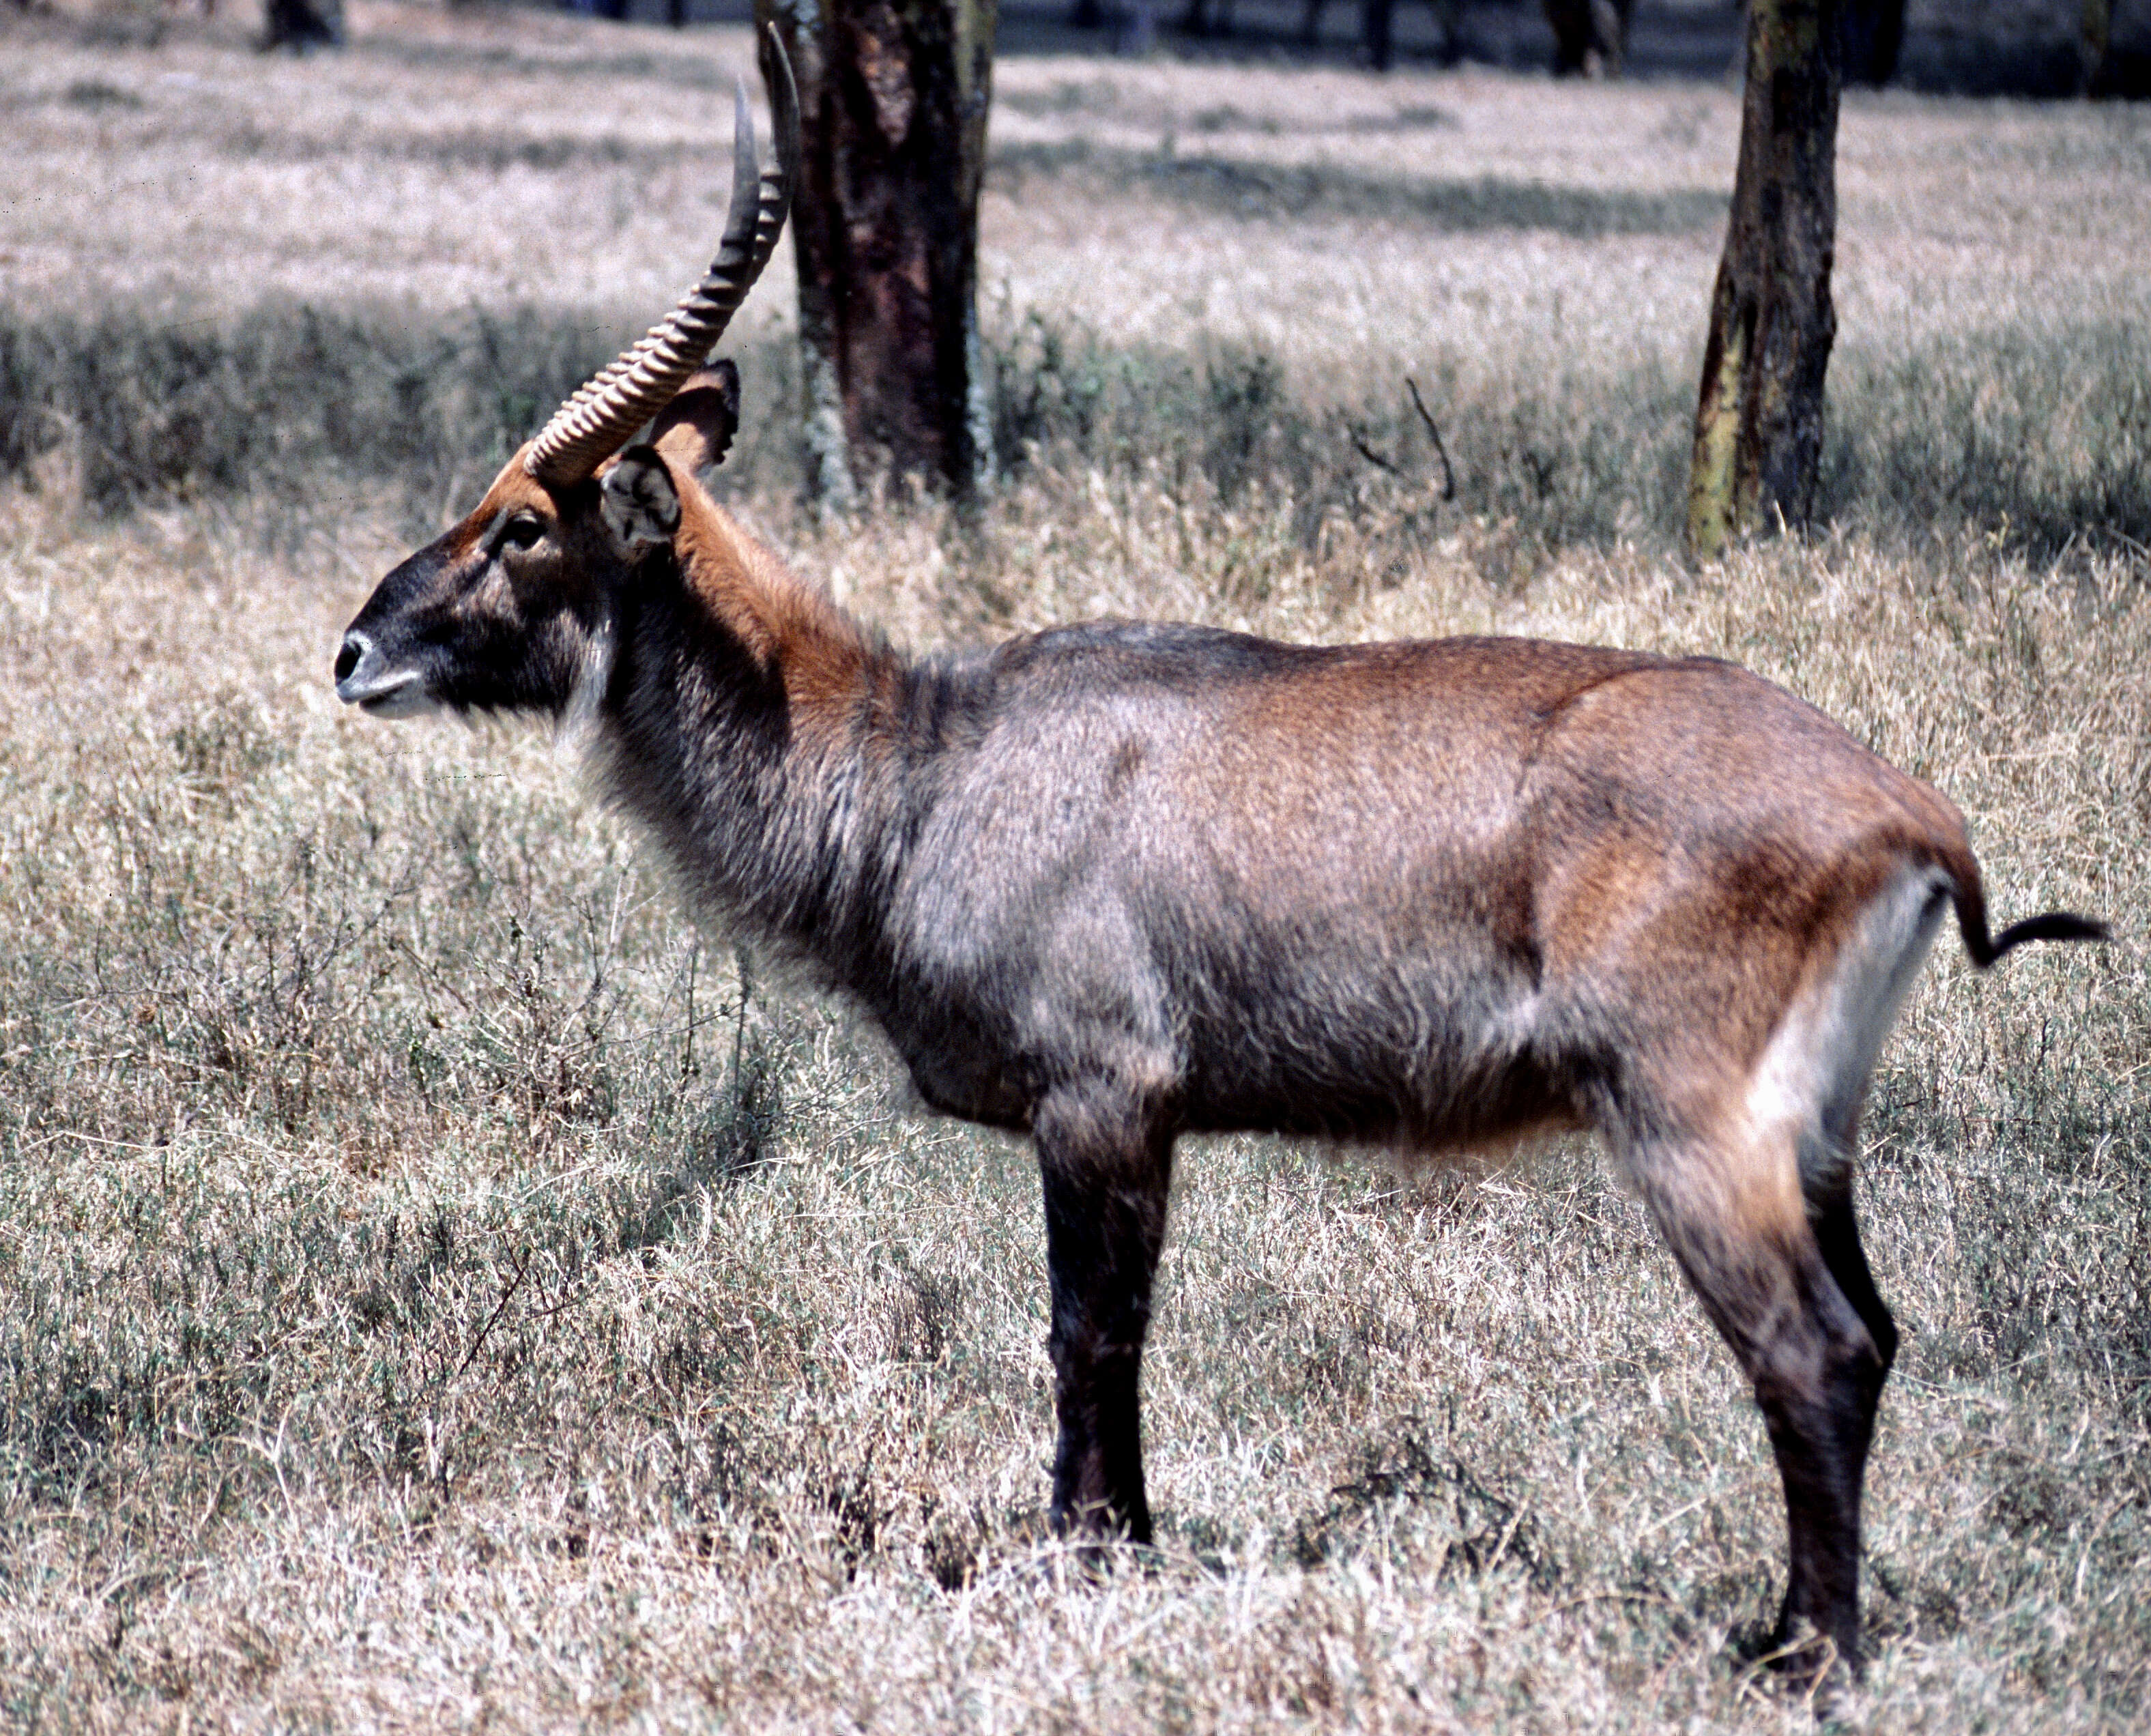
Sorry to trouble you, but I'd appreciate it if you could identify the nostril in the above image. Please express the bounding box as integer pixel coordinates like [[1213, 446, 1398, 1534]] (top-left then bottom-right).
[[334, 637, 362, 683]]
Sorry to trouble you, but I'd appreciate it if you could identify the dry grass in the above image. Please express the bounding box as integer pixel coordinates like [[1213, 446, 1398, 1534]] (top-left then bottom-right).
[[2, 4, 2148, 1731]]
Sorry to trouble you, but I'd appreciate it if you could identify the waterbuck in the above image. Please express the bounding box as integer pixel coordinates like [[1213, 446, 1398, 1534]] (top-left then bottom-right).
[[332, 42, 2104, 1689]]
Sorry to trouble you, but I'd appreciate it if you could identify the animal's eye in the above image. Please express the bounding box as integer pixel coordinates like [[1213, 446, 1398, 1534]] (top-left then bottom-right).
[[502, 516, 545, 551]]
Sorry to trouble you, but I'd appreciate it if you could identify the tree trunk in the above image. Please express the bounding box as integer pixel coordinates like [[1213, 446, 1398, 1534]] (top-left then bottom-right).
[[1685, 0, 1841, 559], [261, 0, 343, 50], [1363, 0, 1394, 70], [757, 0, 996, 506], [1545, 0, 1591, 72], [1840, 0, 1904, 86], [1544, 0, 1629, 76], [2079, 0, 2111, 93]]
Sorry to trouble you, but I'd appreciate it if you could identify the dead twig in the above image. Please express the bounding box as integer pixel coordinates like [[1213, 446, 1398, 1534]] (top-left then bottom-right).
[[1348, 426, 1401, 475], [452, 1246, 532, 1382], [1406, 376, 1458, 501]]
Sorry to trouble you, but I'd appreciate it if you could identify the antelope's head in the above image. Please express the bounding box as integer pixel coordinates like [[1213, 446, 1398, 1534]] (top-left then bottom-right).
[[334, 40, 798, 723]]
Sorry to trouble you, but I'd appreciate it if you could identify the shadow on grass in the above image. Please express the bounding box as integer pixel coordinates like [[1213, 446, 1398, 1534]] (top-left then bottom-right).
[[993, 138, 1727, 237]]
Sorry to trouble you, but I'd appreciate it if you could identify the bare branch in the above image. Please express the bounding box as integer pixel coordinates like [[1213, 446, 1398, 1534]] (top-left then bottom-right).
[[1349, 426, 1401, 476], [1406, 377, 1457, 501]]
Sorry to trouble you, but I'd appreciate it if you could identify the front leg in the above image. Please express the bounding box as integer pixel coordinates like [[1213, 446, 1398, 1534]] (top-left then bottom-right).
[[1033, 1082, 1175, 1545]]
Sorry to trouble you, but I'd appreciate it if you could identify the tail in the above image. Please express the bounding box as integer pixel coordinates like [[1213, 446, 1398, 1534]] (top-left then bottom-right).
[[1946, 852, 2110, 968]]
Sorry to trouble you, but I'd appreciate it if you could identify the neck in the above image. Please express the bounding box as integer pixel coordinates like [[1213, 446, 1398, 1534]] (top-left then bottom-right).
[[592, 488, 923, 980]]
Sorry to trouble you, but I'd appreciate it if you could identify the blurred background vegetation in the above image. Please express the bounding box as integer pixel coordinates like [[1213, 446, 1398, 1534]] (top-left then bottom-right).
[[4, 298, 2146, 560]]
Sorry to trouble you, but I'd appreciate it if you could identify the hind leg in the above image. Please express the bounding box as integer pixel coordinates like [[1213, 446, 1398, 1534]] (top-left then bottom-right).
[[1810, 1178, 1898, 1378], [1625, 1122, 1890, 1683], [1806, 1104, 1900, 1378], [1795, 1153, 1898, 1655]]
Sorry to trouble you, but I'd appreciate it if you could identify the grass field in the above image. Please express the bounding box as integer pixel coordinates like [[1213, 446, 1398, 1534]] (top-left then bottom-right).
[[1, 3, 2147, 1729]]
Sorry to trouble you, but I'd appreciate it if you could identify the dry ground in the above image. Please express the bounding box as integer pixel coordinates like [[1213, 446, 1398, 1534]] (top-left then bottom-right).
[[1, 4, 2148, 1731]]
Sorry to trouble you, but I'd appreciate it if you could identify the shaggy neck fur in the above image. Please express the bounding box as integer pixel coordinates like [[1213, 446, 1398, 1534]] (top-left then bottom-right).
[[589, 485, 966, 1001]]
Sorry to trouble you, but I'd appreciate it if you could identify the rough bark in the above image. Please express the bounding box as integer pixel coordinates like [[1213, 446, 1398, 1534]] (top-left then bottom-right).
[[757, 0, 996, 506], [1686, 0, 1841, 559]]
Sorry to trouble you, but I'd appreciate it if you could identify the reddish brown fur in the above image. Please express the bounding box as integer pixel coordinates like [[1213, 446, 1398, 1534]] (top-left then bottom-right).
[[669, 477, 869, 721]]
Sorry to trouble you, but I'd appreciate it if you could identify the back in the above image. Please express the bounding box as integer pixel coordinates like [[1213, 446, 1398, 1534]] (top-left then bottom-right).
[[882, 626, 1964, 1142]]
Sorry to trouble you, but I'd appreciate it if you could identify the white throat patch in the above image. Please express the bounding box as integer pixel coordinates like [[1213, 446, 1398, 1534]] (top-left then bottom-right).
[[558, 611, 618, 756]]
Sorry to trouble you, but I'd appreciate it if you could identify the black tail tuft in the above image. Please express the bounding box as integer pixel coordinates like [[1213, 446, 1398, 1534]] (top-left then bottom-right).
[[1968, 910, 2111, 969]]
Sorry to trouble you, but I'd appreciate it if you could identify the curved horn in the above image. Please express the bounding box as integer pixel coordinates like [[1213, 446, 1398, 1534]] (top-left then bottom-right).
[[525, 30, 800, 488]]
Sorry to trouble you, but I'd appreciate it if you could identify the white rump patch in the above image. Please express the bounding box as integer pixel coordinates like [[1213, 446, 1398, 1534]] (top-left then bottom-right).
[[1744, 862, 1951, 1193]]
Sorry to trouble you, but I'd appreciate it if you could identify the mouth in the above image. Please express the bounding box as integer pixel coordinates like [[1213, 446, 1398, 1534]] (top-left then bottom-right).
[[338, 667, 436, 717]]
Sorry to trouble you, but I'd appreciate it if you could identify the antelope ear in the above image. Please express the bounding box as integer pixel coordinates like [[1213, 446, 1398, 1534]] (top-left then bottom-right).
[[600, 447, 681, 549], [650, 360, 742, 476]]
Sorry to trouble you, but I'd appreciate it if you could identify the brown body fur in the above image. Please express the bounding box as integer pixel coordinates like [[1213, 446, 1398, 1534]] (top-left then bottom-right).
[[334, 368, 2105, 1690]]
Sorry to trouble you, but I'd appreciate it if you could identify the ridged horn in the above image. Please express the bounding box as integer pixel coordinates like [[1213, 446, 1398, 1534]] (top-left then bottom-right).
[[524, 30, 799, 488]]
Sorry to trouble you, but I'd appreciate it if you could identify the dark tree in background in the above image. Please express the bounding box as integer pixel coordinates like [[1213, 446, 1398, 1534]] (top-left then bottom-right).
[[2079, 0, 2111, 93], [757, 0, 997, 506], [261, 0, 343, 50], [1839, 0, 1904, 86], [1686, 0, 1841, 558], [1544, 0, 1631, 76]]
